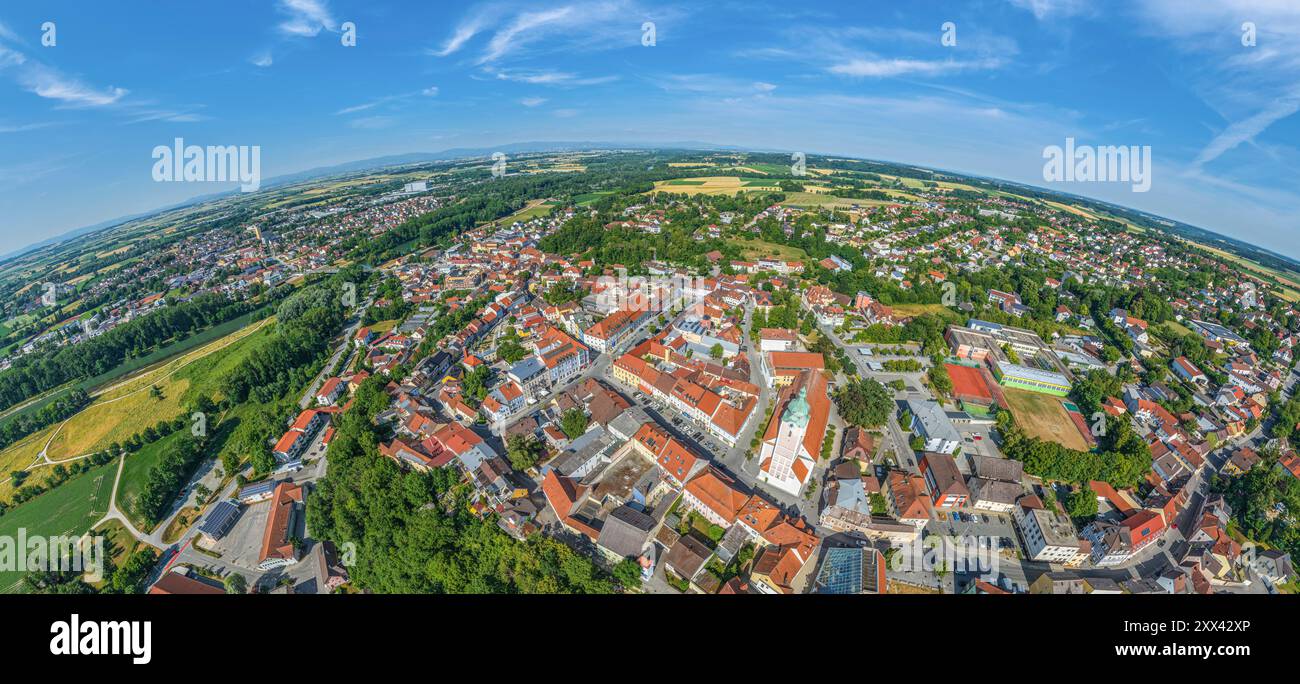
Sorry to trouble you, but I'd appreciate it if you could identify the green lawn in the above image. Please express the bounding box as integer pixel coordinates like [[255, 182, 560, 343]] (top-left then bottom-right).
[[116, 431, 188, 531], [0, 462, 114, 593]]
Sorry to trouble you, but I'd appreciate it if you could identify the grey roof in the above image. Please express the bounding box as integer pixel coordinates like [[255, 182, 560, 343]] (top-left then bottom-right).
[[508, 356, 546, 382], [551, 425, 614, 477], [714, 523, 750, 564], [829, 479, 872, 516], [665, 535, 712, 581], [967, 454, 1023, 483], [238, 480, 277, 499], [607, 405, 652, 442], [907, 399, 961, 444], [968, 477, 1023, 506], [597, 505, 655, 559]]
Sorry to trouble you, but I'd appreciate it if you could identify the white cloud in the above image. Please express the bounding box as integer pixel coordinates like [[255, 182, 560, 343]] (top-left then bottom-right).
[[276, 0, 337, 37], [251, 52, 274, 68], [753, 82, 778, 93], [828, 57, 1004, 78], [1193, 87, 1300, 168], [18, 63, 127, 107], [520, 97, 548, 107], [492, 69, 617, 86], [479, 6, 577, 64]]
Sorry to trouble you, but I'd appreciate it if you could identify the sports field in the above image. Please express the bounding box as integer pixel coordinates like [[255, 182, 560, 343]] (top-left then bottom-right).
[[1002, 387, 1091, 451]]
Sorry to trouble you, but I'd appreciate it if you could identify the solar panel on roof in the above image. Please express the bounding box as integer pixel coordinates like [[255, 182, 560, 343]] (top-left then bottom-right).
[[198, 500, 241, 538]]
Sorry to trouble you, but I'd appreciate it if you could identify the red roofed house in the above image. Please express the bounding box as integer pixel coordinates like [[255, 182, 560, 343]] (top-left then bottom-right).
[[258, 481, 305, 570], [273, 409, 328, 462], [681, 465, 750, 527]]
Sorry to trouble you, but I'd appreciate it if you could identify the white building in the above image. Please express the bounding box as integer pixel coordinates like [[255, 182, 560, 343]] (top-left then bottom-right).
[[1013, 499, 1084, 564]]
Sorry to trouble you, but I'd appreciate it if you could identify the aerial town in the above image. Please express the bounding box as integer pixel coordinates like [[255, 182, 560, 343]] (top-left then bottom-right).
[[3, 150, 1296, 598]]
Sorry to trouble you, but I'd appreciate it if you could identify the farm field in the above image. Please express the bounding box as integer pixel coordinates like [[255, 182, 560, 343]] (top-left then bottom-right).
[[651, 176, 779, 195], [36, 318, 273, 463], [1002, 387, 1091, 451], [0, 461, 114, 593]]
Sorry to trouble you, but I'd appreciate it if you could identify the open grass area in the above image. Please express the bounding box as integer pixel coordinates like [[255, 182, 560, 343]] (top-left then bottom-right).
[[1162, 319, 1195, 338], [0, 426, 55, 485], [116, 430, 187, 529], [889, 303, 960, 319], [90, 518, 146, 591], [0, 461, 114, 593], [0, 317, 275, 489], [368, 318, 399, 334], [0, 307, 272, 432], [497, 199, 554, 224], [1003, 387, 1091, 451], [573, 191, 613, 205]]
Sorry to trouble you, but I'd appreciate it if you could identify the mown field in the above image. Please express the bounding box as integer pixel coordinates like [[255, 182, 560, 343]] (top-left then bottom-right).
[[0, 317, 275, 503], [1003, 387, 1090, 451], [36, 318, 274, 464]]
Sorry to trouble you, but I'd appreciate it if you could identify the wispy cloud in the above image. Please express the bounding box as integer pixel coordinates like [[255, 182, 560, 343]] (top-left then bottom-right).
[[0, 20, 23, 45], [335, 89, 441, 116], [1135, 0, 1300, 170], [520, 97, 548, 107], [12, 61, 128, 107], [828, 57, 1006, 78], [0, 120, 54, 134], [250, 52, 274, 68], [276, 0, 337, 37], [490, 68, 617, 86], [434, 1, 681, 87]]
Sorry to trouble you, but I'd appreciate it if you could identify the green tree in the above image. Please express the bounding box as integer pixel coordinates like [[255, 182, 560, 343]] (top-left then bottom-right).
[[506, 434, 544, 471], [1065, 485, 1099, 520], [834, 378, 895, 428], [612, 559, 643, 590], [225, 572, 248, 595], [560, 408, 590, 439]]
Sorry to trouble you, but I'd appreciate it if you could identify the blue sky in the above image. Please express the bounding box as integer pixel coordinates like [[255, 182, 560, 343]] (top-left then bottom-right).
[[1, 0, 1298, 258]]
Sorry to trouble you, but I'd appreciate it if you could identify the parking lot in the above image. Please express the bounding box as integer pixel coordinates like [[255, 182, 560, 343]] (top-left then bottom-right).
[[206, 500, 271, 570]]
